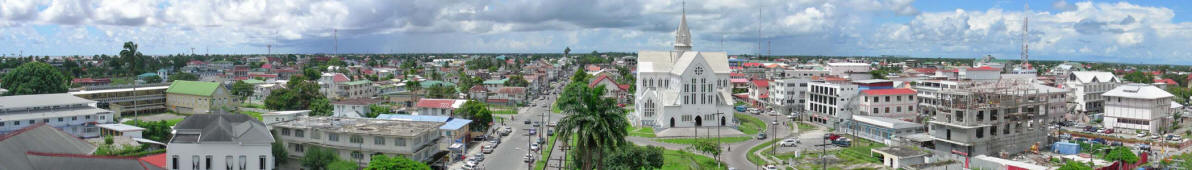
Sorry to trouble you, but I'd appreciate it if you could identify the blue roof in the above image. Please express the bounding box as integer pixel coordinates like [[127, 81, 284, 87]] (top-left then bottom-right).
[[375, 114, 471, 130]]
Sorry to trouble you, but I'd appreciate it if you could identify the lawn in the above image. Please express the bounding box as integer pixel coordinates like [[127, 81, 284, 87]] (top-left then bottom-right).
[[654, 136, 752, 145], [240, 103, 265, 109], [534, 133, 560, 170], [491, 108, 519, 115], [747, 138, 779, 166], [797, 122, 817, 131], [551, 101, 562, 113], [628, 126, 656, 138], [661, 149, 728, 170], [736, 113, 766, 135], [239, 110, 263, 120], [109, 77, 134, 85], [123, 118, 184, 127]]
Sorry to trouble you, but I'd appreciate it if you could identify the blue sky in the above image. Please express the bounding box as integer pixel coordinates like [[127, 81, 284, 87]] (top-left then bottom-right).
[[1, 0, 1192, 64]]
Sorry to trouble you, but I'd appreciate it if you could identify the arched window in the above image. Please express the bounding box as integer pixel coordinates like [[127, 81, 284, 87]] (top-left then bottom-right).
[[644, 100, 656, 117]]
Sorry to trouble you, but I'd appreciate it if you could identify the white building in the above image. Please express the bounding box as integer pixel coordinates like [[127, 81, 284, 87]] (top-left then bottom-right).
[[769, 78, 810, 116], [272, 117, 442, 166], [167, 114, 274, 170], [805, 82, 860, 127], [1103, 83, 1174, 134], [414, 99, 467, 117], [826, 63, 871, 77], [249, 83, 282, 105], [332, 98, 386, 118], [261, 110, 309, 125], [0, 93, 115, 138], [632, 8, 735, 128], [859, 88, 918, 120], [1064, 71, 1120, 114]]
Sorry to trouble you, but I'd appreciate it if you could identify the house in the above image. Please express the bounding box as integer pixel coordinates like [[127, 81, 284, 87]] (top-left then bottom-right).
[[748, 79, 771, 110], [482, 78, 508, 91], [871, 146, 929, 169], [0, 93, 116, 138], [331, 98, 386, 118], [414, 99, 467, 116], [166, 114, 274, 170], [318, 73, 351, 99], [337, 80, 377, 99], [859, 88, 918, 120], [489, 87, 527, 106], [1103, 83, 1175, 134], [165, 80, 236, 114], [98, 123, 146, 138], [1064, 71, 1120, 115], [272, 117, 442, 166], [589, 75, 631, 105], [468, 85, 488, 101]]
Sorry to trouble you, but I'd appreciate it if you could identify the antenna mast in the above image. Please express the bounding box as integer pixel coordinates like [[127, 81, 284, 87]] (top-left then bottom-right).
[[1020, 4, 1031, 69]]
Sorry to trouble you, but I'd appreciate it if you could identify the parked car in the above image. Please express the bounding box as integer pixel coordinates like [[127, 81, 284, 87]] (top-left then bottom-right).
[[482, 145, 495, 154], [757, 133, 767, 140], [832, 138, 852, 147], [771, 121, 778, 125], [523, 154, 534, 163], [1103, 128, 1114, 134], [529, 129, 537, 136], [780, 138, 799, 147], [489, 138, 501, 146], [524, 120, 532, 125], [463, 161, 477, 170], [547, 129, 555, 136], [473, 154, 485, 162], [1137, 133, 1148, 138], [765, 165, 778, 170], [530, 143, 540, 151]]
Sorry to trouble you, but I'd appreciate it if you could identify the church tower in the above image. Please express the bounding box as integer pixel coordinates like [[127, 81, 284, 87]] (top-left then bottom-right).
[[673, 2, 692, 52]]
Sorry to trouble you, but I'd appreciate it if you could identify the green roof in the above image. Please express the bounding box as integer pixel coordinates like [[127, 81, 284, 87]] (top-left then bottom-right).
[[483, 78, 509, 85], [167, 80, 220, 97], [241, 79, 265, 84], [420, 80, 456, 88], [138, 73, 158, 78], [343, 80, 372, 86]]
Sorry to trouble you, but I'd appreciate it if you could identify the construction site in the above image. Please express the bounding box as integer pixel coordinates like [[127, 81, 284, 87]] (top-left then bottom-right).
[[913, 77, 1070, 167]]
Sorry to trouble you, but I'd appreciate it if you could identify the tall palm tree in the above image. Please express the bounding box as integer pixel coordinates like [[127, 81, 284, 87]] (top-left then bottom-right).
[[119, 42, 142, 76], [556, 85, 628, 170]]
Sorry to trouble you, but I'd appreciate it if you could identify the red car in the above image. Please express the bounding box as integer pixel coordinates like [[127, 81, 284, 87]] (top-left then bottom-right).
[[1103, 129, 1114, 134]]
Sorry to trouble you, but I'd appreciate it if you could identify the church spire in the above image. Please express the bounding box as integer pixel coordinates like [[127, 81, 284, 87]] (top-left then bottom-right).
[[674, 1, 692, 51]]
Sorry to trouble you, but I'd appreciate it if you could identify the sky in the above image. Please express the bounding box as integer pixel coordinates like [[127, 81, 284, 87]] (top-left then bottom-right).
[[1, 0, 1192, 65]]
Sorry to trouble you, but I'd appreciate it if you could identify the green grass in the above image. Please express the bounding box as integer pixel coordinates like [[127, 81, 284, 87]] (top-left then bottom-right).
[[747, 138, 780, 166], [109, 77, 134, 85], [240, 103, 265, 109], [551, 101, 562, 113], [661, 149, 728, 170], [736, 113, 766, 135], [239, 110, 263, 120], [123, 118, 184, 127], [654, 136, 752, 145], [534, 133, 558, 170], [629, 126, 656, 138], [797, 122, 817, 131], [491, 108, 519, 115]]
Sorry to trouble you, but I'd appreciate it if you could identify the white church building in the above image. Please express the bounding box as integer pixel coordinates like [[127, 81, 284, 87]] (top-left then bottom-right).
[[631, 7, 735, 129]]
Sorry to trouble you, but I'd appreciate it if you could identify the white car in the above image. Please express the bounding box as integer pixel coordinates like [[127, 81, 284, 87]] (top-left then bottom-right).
[[530, 143, 540, 151], [780, 138, 799, 147], [1137, 133, 1147, 138], [765, 164, 778, 170]]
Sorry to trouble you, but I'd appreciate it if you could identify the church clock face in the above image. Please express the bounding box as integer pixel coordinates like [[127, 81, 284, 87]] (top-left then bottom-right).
[[694, 67, 704, 75]]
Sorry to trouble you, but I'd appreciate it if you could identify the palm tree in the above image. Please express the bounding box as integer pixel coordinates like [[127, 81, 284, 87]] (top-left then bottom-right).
[[119, 42, 142, 76], [556, 85, 628, 170]]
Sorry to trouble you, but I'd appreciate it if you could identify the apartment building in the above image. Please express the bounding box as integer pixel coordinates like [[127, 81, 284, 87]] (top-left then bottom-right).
[[70, 85, 169, 116], [332, 98, 386, 118], [1064, 71, 1120, 114], [1103, 83, 1174, 134], [0, 93, 116, 138], [805, 82, 859, 127], [768, 78, 809, 116], [414, 99, 467, 116], [338, 80, 377, 99], [272, 117, 443, 166], [859, 88, 918, 121]]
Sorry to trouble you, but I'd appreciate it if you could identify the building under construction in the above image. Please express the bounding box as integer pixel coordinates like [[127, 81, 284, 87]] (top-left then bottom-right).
[[913, 76, 1068, 165]]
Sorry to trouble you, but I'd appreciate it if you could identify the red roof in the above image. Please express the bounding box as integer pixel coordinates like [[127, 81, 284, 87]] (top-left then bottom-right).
[[861, 88, 916, 96], [234, 77, 250, 81], [261, 63, 272, 69], [730, 66, 743, 70], [469, 85, 488, 92], [743, 62, 763, 67], [139, 153, 168, 169], [911, 68, 937, 73], [751, 80, 769, 87], [332, 73, 350, 82], [1155, 78, 1177, 85], [416, 99, 459, 109], [967, 66, 999, 71], [187, 60, 206, 65], [758, 93, 769, 99], [730, 73, 745, 77], [617, 84, 631, 90], [586, 65, 602, 72]]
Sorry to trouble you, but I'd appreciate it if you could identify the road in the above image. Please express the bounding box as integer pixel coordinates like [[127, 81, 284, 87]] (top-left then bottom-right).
[[481, 85, 563, 170], [719, 113, 795, 170]]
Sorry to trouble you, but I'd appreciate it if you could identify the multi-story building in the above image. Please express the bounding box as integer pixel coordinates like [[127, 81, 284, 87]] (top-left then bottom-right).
[[167, 114, 274, 170], [414, 99, 467, 116], [165, 80, 237, 114], [805, 82, 859, 126], [1103, 83, 1174, 134], [319, 73, 350, 99], [859, 88, 918, 121], [249, 83, 281, 105], [70, 85, 169, 116], [632, 9, 735, 129], [769, 78, 810, 116], [915, 78, 1067, 165], [0, 93, 116, 138], [338, 80, 377, 100], [748, 79, 771, 110], [375, 114, 473, 162], [272, 117, 442, 166], [844, 115, 926, 145], [1064, 71, 1120, 114], [827, 63, 871, 78]]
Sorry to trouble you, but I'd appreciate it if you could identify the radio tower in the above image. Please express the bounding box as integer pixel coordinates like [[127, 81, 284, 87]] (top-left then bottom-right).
[[1020, 3, 1031, 69]]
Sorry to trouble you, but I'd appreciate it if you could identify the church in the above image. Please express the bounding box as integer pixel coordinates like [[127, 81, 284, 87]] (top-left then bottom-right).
[[632, 6, 735, 129]]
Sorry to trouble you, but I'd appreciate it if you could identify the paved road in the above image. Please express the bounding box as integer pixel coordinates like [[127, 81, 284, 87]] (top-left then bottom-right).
[[718, 113, 794, 170], [481, 86, 563, 170]]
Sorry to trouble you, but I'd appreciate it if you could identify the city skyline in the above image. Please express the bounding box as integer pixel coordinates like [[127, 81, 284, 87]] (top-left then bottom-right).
[[1, 0, 1191, 64]]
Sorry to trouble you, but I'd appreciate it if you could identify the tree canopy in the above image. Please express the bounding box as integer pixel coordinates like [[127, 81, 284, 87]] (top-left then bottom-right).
[[1058, 160, 1092, 170], [457, 100, 494, 131], [300, 147, 340, 170], [603, 145, 664, 170], [168, 73, 199, 82], [1, 62, 70, 95], [364, 155, 431, 170], [265, 75, 332, 116], [504, 75, 530, 87], [367, 104, 392, 118], [1123, 71, 1153, 84], [557, 85, 629, 170], [1105, 146, 1139, 164], [231, 80, 255, 100]]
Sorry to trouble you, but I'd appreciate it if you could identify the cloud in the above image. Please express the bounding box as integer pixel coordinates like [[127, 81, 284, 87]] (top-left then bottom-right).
[[1052, 0, 1076, 11]]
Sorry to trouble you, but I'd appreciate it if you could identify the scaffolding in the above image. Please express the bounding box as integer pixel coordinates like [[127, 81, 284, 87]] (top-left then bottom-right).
[[919, 78, 1067, 159]]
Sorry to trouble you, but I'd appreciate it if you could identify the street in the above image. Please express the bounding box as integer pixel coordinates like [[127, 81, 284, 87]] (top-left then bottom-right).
[[479, 85, 563, 170]]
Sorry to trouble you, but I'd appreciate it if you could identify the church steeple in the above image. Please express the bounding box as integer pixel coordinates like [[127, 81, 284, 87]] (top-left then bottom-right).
[[674, 1, 692, 51]]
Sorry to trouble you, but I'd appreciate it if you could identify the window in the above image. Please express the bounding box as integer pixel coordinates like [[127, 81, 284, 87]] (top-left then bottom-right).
[[977, 111, 984, 121], [57, 117, 63, 122], [205, 155, 212, 170], [976, 127, 984, 138], [281, 128, 290, 136], [955, 111, 964, 122], [172, 155, 179, 170], [226, 156, 233, 170], [13, 121, 18, 125], [192, 155, 199, 170], [72, 116, 77, 120], [240, 155, 247, 170], [312, 130, 321, 139], [351, 135, 364, 144], [328, 133, 339, 141], [42, 119, 48, 123], [885, 96, 890, 102], [990, 126, 998, 136], [872, 108, 878, 114], [351, 151, 364, 160], [259, 156, 267, 170], [375, 137, 385, 145], [395, 138, 406, 146], [991, 110, 999, 120], [295, 129, 305, 137]]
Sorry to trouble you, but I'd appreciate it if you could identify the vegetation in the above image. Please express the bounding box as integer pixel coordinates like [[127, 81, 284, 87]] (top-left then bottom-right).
[[661, 149, 727, 170], [300, 147, 340, 170], [457, 100, 494, 132], [604, 145, 665, 170], [231, 80, 255, 100], [142, 76, 162, 83], [1123, 71, 1153, 84], [364, 155, 431, 170], [1105, 146, 1139, 164], [265, 75, 333, 116], [367, 104, 392, 118], [735, 113, 766, 135], [505, 75, 530, 87], [1, 62, 70, 95], [556, 68, 628, 169], [239, 110, 263, 120], [628, 126, 656, 138], [122, 120, 174, 142], [1058, 160, 1093, 170], [168, 73, 199, 82], [688, 140, 722, 163], [271, 142, 288, 165], [654, 136, 751, 145], [327, 160, 358, 170]]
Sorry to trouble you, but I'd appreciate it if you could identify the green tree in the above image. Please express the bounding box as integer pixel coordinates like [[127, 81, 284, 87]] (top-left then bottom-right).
[[504, 75, 530, 87], [364, 155, 431, 170], [1105, 146, 1139, 164], [457, 100, 494, 131], [366, 104, 392, 118], [603, 145, 664, 170], [120, 42, 144, 76], [1123, 71, 1153, 84], [556, 85, 629, 170], [310, 97, 333, 116], [407, 79, 422, 101], [688, 140, 722, 163], [1, 62, 70, 95], [272, 142, 289, 165], [327, 160, 359, 170], [231, 80, 255, 100], [301, 147, 340, 170], [169, 73, 199, 82], [304, 68, 322, 80], [1058, 160, 1092, 170]]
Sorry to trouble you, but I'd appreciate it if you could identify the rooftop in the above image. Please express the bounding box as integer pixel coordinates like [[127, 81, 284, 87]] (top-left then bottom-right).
[[415, 99, 466, 109], [853, 115, 922, 129], [165, 80, 220, 97], [0, 124, 98, 170], [871, 146, 929, 157], [97, 124, 146, 132], [1103, 83, 1173, 99], [331, 98, 385, 105], [272, 116, 443, 137], [0, 93, 96, 109], [861, 88, 916, 96], [169, 114, 274, 144], [68, 86, 169, 95]]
